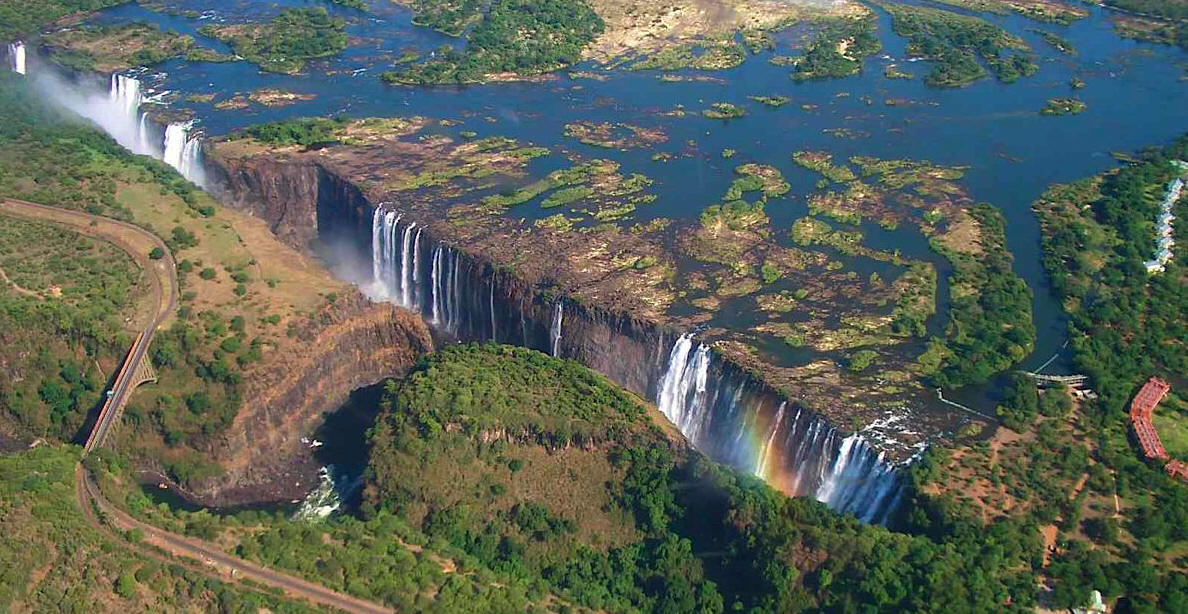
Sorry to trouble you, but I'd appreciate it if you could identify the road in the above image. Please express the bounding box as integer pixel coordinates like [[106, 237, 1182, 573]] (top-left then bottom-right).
[[2, 198, 394, 614], [0, 198, 178, 452], [77, 469, 394, 614]]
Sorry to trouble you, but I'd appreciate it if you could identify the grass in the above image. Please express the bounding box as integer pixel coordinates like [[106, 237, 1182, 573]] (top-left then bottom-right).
[[0, 445, 317, 613]]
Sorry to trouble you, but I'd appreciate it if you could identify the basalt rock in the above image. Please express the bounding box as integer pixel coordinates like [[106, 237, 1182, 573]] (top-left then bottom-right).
[[185, 290, 433, 507]]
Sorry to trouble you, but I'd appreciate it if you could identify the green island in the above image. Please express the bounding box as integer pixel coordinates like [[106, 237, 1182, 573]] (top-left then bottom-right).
[[0, 0, 127, 39], [747, 95, 791, 107], [199, 7, 348, 74], [1041, 97, 1087, 116], [629, 36, 747, 72], [874, 1, 1038, 87], [702, 102, 746, 119], [43, 22, 198, 72], [383, 0, 604, 84], [779, 15, 881, 81], [1031, 28, 1078, 55], [929, 0, 1088, 25]]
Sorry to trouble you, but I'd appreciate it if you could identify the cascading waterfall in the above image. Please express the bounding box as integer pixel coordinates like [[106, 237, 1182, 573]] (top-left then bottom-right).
[[110, 74, 142, 122], [162, 121, 206, 186], [550, 301, 564, 357], [8, 41, 25, 75], [399, 223, 417, 308], [371, 207, 465, 333], [654, 334, 905, 524]]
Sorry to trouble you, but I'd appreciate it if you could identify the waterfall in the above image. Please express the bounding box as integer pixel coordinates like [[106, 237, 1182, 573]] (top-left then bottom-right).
[[110, 74, 142, 121], [398, 223, 417, 308], [162, 121, 206, 186], [550, 301, 564, 357], [756, 402, 786, 478], [430, 244, 442, 324], [411, 227, 423, 308], [8, 41, 25, 75], [654, 334, 904, 524]]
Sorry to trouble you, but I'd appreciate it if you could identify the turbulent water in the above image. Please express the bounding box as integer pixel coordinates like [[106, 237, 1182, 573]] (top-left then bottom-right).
[[7, 41, 24, 75], [655, 333, 904, 524]]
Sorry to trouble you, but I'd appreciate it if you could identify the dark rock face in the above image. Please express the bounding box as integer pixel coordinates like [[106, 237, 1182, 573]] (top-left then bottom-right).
[[202, 150, 905, 523], [186, 291, 434, 508]]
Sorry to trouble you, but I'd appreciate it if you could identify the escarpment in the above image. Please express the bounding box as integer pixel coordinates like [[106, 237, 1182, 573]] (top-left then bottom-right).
[[188, 290, 433, 507], [202, 143, 911, 524]]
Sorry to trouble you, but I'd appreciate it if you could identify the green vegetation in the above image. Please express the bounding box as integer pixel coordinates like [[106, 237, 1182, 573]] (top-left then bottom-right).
[[630, 38, 746, 71], [1030, 28, 1077, 55], [930, 0, 1087, 25], [926, 204, 1035, 387], [407, 0, 483, 36], [384, 0, 604, 84], [1106, 0, 1188, 21], [0, 445, 317, 612], [1034, 138, 1188, 421], [0, 73, 346, 488], [44, 22, 197, 72], [200, 8, 347, 74], [356, 345, 1049, 613], [783, 16, 881, 81], [238, 117, 349, 147], [874, 2, 1037, 87], [329, 0, 369, 11], [792, 151, 857, 183], [0, 0, 128, 39], [702, 102, 746, 120], [747, 95, 791, 107], [0, 218, 137, 439], [1041, 97, 1087, 116]]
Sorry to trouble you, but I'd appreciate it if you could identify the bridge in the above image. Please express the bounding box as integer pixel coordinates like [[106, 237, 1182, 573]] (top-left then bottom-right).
[[4, 198, 397, 614], [84, 331, 160, 452], [1, 198, 177, 453], [1022, 372, 1089, 388]]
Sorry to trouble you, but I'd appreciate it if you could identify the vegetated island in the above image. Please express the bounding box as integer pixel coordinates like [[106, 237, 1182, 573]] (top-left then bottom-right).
[[384, 0, 873, 83], [873, 1, 1038, 88], [42, 21, 219, 72], [929, 0, 1088, 25], [1040, 97, 1087, 115], [200, 7, 348, 74]]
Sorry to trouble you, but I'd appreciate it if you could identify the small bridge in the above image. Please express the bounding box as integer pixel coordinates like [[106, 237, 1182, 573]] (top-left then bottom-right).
[[1022, 372, 1089, 388]]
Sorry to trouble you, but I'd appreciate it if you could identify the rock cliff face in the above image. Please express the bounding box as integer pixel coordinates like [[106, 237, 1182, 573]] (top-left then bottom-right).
[[203, 148, 907, 523], [187, 291, 433, 507]]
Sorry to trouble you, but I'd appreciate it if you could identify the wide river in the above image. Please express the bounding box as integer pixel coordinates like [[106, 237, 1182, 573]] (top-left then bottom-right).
[[65, 0, 1188, 403]]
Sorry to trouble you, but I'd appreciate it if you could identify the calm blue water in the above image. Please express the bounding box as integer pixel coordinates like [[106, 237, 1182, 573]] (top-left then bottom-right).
[[86, 0, 1188, 395]]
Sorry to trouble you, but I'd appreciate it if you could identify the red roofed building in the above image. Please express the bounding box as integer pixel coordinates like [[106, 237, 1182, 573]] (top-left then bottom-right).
[[1129, 377, 1170, 421], [1128, 378, 1184, 477]]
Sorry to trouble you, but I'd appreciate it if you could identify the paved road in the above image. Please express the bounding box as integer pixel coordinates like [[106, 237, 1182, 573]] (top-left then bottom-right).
[[0, 198, 178, 452]]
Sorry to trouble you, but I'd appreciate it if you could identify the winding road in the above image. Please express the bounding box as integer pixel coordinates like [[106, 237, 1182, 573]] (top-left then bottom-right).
[[2, 198, 394, 614]]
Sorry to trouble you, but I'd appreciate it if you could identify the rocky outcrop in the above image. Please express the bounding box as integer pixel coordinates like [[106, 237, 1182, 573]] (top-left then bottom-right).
[[186, 290, 433, 507]]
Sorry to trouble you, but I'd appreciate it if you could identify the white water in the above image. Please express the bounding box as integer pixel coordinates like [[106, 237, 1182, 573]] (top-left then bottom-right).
[[162, 121, 206, 186], [8, 41, 25, 75], [33, 70, 211, 185], [654, 334, 905, 524], [371, 207, 467, 334], [550, 301, 564, 357]]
